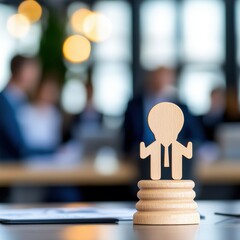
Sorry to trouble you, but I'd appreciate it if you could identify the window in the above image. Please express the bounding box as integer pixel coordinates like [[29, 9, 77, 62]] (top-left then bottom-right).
[[236, 0, 240, 65], [179, 66, 225, 115], [63, 1, 132, 116], [93, 63, 132, 115], [140, 0, 225, 115], [182, 0, 225, 63], [140, 0, 177, 69], [179, 0, 225, 115], [236, 0, 240, 106], [0, 4, 42, 91], [93, 1, 132, 116]]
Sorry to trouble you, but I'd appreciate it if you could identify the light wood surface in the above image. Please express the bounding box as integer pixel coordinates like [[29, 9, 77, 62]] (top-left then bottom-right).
[[140, 102, 192, 180], [137, 103, 198, 225], [0, 161, 137, 186], [133, 180, 200, 225], [0, 201, 238, 240]]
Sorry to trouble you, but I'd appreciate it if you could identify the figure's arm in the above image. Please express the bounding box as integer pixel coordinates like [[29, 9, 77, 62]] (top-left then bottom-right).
[[140, 142, 151, 159], [180, 141, 193, 159]]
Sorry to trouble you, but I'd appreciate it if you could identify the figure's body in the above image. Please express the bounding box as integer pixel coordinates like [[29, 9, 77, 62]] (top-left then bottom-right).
[[140, 102, 193, 180], [171, 141, 192, 179], [140, 141, 161, 180]]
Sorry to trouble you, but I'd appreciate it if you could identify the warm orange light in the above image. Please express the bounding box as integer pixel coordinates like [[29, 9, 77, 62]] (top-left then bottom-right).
[[7, 13, 30, 38], [83, 12, 111, 42], [71, 8, 92, 34], [18, 0, 42, 23], [62, 226, 99, 240], [63, 35, 91, 63]]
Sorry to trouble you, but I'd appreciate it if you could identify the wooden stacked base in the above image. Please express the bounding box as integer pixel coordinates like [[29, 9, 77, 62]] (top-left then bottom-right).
[[133, 180, 200, 225]]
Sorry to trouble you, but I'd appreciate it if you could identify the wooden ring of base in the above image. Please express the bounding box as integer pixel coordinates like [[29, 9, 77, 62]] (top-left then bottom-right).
[[137, 189, 196, 200], [136, 200, 197, 211], [133, 211, 200, 225], [138, 180, 194, 189]]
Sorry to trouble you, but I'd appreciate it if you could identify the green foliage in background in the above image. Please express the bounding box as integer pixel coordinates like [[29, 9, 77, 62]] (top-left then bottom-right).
[[39, 9, 66, 83]]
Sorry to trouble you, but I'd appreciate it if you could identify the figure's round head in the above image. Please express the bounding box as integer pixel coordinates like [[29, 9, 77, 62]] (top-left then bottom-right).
[[148, 102, 184, 146]]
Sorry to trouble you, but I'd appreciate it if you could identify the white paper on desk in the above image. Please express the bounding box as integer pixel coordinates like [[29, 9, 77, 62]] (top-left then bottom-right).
[[0, 207, 135, 221]]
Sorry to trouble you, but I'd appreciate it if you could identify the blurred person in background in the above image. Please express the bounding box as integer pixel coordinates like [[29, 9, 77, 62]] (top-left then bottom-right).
[[0, 55, 41, 161], [123, 67, 205, 180], [18, 73, 62, 155], [73, 79, 103, 138], [196, 87, 226, 164], [8, 72, 81, 203], [200, 87, 226, 142]]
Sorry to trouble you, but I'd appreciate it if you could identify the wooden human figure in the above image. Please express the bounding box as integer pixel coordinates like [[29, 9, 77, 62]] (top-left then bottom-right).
[[140, 102, 192, 180]]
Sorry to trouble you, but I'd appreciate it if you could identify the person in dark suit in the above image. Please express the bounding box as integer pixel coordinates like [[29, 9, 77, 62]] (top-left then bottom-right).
[[0, 55, 41, 161], [123, 67, 205, 180]]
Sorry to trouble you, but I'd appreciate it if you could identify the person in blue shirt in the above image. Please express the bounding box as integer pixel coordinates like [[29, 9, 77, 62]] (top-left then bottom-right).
[[0, 55, 41, 161]]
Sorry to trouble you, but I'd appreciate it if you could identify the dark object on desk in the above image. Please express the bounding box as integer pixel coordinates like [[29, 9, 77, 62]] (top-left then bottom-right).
[[215, 212, 240, 218], [0, 218, 118, 225], [0, 206, 134, 225]]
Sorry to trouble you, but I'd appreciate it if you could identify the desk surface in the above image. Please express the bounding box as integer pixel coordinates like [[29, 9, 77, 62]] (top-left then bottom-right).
[[0, 201, 239, 240]]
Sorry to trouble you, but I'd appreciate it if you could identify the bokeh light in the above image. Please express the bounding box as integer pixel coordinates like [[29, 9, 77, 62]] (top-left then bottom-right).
[[18, 0, 42, 23], [7, 14, 30, 38], [63, 35, 91, 63], [71, 8, 92, 34], [83, 12, 112, 42], [94, 147, 119, 175], [61, 79, 87, 114]]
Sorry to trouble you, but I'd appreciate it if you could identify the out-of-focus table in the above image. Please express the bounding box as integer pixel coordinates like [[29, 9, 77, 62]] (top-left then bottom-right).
[[196, 160, 240, 184], [0, 161, 138, 186], [0, 159, 239, 186], [0, 201, 239, 240]]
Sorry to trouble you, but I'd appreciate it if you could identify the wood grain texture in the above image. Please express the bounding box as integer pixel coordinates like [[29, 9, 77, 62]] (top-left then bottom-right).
[[139, 102, 193, 180], [134, 224, 199, 240], [133, 180, 200, 225]]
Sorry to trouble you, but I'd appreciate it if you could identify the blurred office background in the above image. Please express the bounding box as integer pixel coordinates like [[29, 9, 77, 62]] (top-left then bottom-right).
[[0, 0, 239, 203]]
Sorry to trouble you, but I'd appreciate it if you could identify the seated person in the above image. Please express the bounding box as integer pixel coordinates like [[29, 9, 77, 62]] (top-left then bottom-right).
[[18, 74, 62, 155]]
